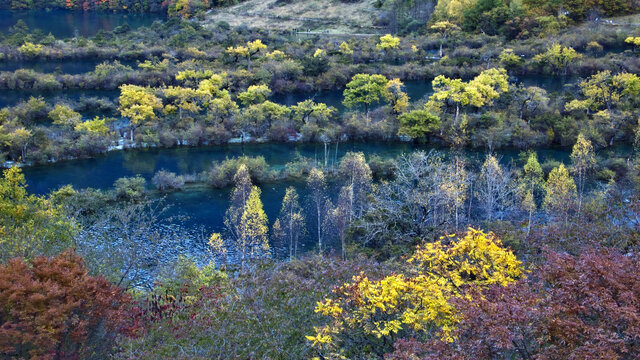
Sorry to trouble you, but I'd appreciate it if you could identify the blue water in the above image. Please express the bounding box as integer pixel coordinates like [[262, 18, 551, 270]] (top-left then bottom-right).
[[0, 9, 165, 38]]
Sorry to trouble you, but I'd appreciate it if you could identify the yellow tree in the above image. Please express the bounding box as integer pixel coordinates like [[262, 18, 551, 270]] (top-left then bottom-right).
[[384, 78, 409, 116], [238, 186, 270, 264], [376, 34, 400, 59], [163, 86, 207, 119], [571, 134, 595, 215], [226, 39, 267, 71], [431, 21, 459, 57], [544, 164, 577, 225], [626, 36, 640, 51], [74, 117, 110, 136], [118, 85, 162, 142], [307, 228, 523, 358], [49, 104, 82, 129], [533, 43, 582, 75], [237, 84, 271, 107], [0, 167, 77, 261], [8, 127, 32, 161]]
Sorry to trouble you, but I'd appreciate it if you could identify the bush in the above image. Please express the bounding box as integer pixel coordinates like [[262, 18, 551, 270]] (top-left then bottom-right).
[[0, 250, 134, 360], [207, 156, 270, 188], [151, 169, 185, 191], [114, 176, 147, 201]]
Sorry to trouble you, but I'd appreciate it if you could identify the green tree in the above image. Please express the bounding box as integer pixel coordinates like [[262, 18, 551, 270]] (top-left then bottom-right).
[[291, 100, 335, 126], [518, 152, 543, 236], [398, 109, 441, 140], [343, 74, 389, 119]]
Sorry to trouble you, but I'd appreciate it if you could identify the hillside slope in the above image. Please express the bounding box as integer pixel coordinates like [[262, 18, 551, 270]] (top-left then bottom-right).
[[204, 0, 382, 32]]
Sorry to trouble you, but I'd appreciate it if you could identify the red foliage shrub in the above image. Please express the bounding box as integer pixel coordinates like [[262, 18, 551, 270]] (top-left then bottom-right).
[[0, 250, 135, 360], [390, 249, 640, 360]]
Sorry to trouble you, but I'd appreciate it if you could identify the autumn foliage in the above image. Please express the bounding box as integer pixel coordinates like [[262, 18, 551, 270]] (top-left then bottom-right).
[[0, 250, 134, 360], [391, 249, 640, 360]]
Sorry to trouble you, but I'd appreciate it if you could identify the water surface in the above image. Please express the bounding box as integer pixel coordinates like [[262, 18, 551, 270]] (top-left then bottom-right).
[[0, 9, 165, 38]]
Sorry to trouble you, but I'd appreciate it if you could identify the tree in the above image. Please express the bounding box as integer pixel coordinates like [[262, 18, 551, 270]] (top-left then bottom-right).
[[498, 48, 524, 69], [518, 152, 543, 236], [238, 186, 270, 264], [397, 109, 441, 140], [327, 186, 352, 260], [8, 127, 32, 161], [226, 39, 267, 71], [208, 232, 227, 261], [513, 85, 549, 122], [0, 250, 133, 360], [291, 100, 335, 126], [74, 116, 111, 136], [237, 84, 271, 106], [224, 164, 253, 247], [307, 168, 326, 254], [565, 71, 640, 145], [433, 0, 478, 23], [533, 43, 582, 75], [376, 34, 400, 60], [430, 21, 459, 57], [441, 157, 469, 229], [343, 74, 389, 118], [48, 104, 81, 129], [163, 86, 207, 119], [428, 68, 508, 125], [565, 71, 640, 115], [278, 187, 305, 260], [477, 154, 513, 221], [544, 164, 577, 225], [339, 41, 353, 56], [384, 78, 409, 116], [0, 167, 77, 262], [338, 152, 372, 220], [118, 85, 162, 142], [237, 100, 289, 137], [308, 228, 523, 358], [571, 134, 595, 215], [626, 36, 640, 51]]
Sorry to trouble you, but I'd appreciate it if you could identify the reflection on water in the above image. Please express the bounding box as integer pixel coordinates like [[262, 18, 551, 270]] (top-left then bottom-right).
[[0, 59, 137, 74], [0, 9, 165, 38]]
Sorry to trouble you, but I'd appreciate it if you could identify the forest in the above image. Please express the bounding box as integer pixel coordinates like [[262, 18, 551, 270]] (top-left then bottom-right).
[[1, 0, 640, 359]]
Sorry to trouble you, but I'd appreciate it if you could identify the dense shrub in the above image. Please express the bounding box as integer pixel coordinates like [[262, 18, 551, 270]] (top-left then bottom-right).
[[0, 250, 134, 360], [114, 175, 147, 201], [207, 156, 271, 188], [151, 169, 185, 191]]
